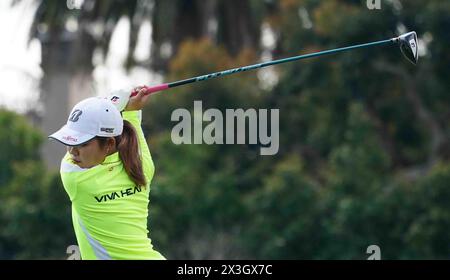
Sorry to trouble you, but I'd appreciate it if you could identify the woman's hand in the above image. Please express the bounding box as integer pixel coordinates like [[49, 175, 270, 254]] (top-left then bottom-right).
[[124, 86, 151, 111]]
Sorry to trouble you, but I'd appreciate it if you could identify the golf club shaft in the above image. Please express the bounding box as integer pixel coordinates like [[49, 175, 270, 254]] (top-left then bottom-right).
[[133, 37, 395, 97]]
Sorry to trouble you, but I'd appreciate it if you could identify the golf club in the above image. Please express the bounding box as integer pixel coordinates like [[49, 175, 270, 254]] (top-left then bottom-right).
[[132, 31, 418, 97]]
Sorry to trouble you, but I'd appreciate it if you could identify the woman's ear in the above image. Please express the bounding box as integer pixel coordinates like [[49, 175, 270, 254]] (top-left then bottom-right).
[[106, 137, 116, 153]]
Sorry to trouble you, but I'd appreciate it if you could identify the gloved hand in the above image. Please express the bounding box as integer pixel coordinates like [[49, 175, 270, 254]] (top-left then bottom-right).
[[104, 88, 133, 112]]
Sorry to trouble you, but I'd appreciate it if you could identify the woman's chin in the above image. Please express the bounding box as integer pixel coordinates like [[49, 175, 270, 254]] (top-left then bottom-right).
[[72, 159, 84, 168]]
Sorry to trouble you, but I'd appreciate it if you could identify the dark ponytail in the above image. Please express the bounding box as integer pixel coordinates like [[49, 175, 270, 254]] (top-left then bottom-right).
[[98, 120, 146, 187], [115, 120, 147, 187], [97, 120, 146, 186]]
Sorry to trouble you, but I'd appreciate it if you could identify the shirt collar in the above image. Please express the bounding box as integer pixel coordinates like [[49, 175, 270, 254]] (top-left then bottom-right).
[[102, 151, 120, 165]]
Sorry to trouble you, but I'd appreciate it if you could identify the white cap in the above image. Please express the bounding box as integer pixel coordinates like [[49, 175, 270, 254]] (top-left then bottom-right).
[[48, 97, 123, 146]]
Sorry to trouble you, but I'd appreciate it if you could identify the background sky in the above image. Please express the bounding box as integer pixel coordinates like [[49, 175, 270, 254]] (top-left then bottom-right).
[[0, 0, 41, 113]]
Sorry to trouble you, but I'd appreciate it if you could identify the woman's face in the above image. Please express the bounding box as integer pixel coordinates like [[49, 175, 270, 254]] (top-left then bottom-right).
[[67, 138, 108, 168]]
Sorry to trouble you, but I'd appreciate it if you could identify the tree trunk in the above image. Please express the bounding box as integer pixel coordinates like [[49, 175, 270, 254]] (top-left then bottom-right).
[[39, 26, 76, 169], [217, 0, 260, 56], [40, 21, 96, 169]]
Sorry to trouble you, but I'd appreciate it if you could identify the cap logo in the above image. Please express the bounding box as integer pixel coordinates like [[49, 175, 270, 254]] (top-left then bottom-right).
[[69, 110, 83, 122], [63, 136, 78, 142], [100, 127, 114, 133]]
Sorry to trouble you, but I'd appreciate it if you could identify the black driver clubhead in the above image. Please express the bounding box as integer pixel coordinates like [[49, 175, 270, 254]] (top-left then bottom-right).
[[397, 31, 418, 65]]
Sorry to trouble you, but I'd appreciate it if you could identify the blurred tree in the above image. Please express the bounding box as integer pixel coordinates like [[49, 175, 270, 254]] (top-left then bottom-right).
[[16, 0, 154, 166], [19, 0, 268, 167], [146, 0, 450, 259], [150, 0, 265, 70], [0, 109, 42, 186], [145, 40, 271, 259], [0, 109, 73, 259], [0, 161, 74, 259], [241, 154, 324, 259], [403, 163, 450, 259]]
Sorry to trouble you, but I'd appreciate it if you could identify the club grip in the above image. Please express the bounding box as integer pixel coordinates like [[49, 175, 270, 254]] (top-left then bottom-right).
[[130, 84, 169, 97]]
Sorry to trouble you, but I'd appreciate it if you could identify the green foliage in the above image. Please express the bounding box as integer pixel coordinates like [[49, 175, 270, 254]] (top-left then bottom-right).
[[149, 133, 249, 259], [404, 164, 450, 259], [145, 0, 450, 260], [241, 155, 324, 259], [0, 110, 73, 259], [0, 161, 74, 259], [0, 109, 42, 186]]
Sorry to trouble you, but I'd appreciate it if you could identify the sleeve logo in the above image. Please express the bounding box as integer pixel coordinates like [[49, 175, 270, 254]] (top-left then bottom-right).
[[110, 96, 120, 103]]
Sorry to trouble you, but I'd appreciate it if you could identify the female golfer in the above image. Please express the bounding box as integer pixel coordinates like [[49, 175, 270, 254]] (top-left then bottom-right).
[[49, 86, 165, 260]]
